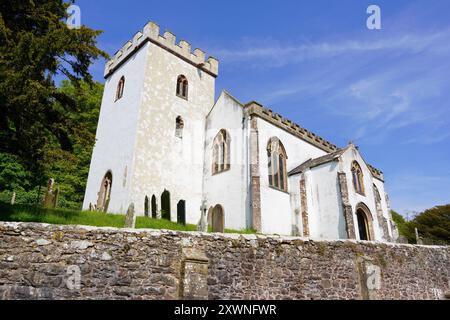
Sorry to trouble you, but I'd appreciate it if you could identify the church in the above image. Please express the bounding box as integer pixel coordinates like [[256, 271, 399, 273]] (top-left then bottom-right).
[[82, 21, 399, 242]]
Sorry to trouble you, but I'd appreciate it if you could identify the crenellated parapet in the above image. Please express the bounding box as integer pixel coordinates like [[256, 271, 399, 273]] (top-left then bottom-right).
[[104, 21, 219, 78], [244, 101, 339, 153]]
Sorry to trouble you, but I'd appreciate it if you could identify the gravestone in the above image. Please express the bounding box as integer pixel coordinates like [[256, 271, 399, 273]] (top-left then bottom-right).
[[10, 192, 16, 205], [43, 179, 59, 208], [197, 200, 208, 232], [124, 203, 136, 229]]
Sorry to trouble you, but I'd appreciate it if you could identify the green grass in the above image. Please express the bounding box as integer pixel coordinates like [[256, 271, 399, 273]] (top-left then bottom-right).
[[0, 203, 256, 234]]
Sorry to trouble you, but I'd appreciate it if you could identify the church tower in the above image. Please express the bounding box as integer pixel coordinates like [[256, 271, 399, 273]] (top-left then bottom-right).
[[83, 21, 219, 225]]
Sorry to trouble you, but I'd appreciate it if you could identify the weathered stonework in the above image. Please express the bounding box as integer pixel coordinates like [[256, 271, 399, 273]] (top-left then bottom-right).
[[338, 172, 356, 239], [0, 222, 448, 300], [299, 176, 309, 237], [250, 117, 261, 233]]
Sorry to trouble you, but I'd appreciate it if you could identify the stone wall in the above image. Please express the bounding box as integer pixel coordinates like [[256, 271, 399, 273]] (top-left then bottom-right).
[[0, 222, 448, 300]]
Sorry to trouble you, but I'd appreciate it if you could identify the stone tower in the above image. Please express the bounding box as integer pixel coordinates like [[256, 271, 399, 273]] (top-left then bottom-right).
[[83, 21, 219, 224]]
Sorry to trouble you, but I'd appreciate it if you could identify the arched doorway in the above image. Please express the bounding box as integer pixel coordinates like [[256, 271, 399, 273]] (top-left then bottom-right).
[[97, 171, 112, 212], [211, 205, 224, 233], [161, 190, 171, 220], [355, 203, 374, 241], [177, 200, 186, 225]]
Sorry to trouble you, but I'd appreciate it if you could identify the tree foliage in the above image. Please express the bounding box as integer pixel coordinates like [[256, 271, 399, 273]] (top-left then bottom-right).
[[392, 206, 450, 245], [0, 0, 107, 186]]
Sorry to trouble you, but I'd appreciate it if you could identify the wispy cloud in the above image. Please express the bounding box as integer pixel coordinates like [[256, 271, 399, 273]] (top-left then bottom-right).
[[215, 30, 450, 67], [216, 28, 450, 146]]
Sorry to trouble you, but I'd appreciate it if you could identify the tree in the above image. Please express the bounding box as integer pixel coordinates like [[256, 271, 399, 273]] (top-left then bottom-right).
[[0, 0, 107, 187], [410, 205, 450, 245], [391, 210, 415, 243]]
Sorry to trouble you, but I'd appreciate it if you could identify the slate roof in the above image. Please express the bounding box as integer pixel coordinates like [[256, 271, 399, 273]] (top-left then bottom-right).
[[288, 147, 348, 176]]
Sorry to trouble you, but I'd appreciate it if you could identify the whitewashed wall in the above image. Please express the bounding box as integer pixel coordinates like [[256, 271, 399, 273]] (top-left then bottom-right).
[[257, 117, 327, 235], [339, 147, 383, 241], [129, 42, 216, 224], [203, 92, 249, 231], [82, 43, 150, 213], [307, 162, 347, 240]]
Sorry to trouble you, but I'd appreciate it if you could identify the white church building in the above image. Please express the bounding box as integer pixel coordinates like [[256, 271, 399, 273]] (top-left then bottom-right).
[[83, 21, 399, 242]]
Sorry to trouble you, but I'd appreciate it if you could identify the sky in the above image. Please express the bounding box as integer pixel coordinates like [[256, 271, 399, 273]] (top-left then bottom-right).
[[74, 0, 450, 218]]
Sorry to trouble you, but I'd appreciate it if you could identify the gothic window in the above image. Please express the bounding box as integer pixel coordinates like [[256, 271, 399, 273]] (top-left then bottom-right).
[[212, 129, 230, 175], [115, 76, 125, 101], [351, 161, 365, 195], [176, 75, 188, 99], [175, 116, 184, 138], [267, 137, 288, 192]]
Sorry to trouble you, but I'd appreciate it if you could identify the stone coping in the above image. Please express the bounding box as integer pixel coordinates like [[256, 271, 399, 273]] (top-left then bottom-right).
[[1, 221, 447, 250]]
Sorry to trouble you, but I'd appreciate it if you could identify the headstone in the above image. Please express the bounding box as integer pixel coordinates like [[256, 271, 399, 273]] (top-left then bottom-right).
[[43, 179, 57, 208], [10, 192, 16, 205], [124, 203, 136, 228], [197, 200, 208, 232]]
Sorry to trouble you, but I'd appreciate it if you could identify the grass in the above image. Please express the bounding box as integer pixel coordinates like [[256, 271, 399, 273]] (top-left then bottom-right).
[[0, 203, 255, 234]]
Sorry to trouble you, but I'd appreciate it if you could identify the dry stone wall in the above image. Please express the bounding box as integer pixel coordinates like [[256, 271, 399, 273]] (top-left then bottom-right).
[[0, 222, 448, 300]]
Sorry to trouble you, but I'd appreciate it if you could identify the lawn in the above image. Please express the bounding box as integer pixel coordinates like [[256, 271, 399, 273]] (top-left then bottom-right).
[[0, 203, 255, 234]]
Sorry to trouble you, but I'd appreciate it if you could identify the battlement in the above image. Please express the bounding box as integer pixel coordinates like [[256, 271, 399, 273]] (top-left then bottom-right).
[[244, 101, 339, 153], [104, 21, 219, 78]]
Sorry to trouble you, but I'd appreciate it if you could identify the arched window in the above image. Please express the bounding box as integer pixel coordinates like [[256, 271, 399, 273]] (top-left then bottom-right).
[[267, 137, 288, 192], [212, 129, 230, 175], [176, 75, 188, 99], [116, 76, 125, 101], [175, 116, 184, 138], [351, 161, 365, 195]]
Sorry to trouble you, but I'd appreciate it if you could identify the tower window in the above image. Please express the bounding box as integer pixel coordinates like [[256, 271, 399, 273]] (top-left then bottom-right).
[[267, 137, 288, 192], [175, 116, 184, 138], [352, 161, 365, 195], [176, 75, 188, 99], [115, 76, 125, 101]]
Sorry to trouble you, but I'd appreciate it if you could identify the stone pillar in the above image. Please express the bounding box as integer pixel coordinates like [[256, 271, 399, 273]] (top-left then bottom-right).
[[180, 248, 209, 300], [249, 117, 261, 233], [299, 176, 310, 237], [337, 172, 356, 239]]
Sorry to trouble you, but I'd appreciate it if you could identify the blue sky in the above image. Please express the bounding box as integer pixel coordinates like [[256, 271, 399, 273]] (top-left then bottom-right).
[[74, 0, 450, 218]]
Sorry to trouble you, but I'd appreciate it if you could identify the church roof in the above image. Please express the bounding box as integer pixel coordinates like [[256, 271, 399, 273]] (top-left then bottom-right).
[[288, 148, 348, 176]]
